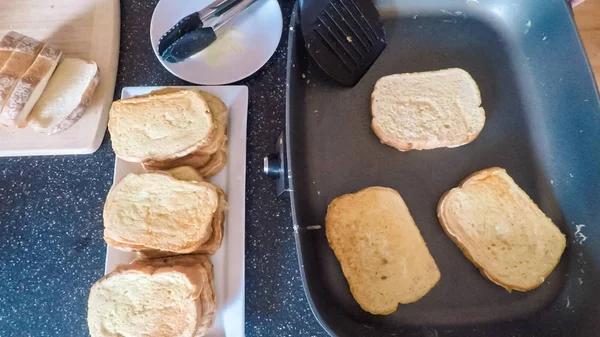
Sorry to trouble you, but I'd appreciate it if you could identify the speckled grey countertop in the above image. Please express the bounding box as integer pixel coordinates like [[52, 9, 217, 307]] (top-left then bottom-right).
[[0, 1, 326, 336]]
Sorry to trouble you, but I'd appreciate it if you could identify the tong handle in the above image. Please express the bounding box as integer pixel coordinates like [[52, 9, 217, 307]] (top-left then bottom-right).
[[201, 0, 259, 31]]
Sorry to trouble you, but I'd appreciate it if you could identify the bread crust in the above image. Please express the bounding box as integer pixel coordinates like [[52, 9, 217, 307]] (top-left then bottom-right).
[[0, 36, 43, 122], [0, 32, 25, 68], [197, 145, 227, 178], [142, 150, 212, 171], [371, 119, 484, 152], [437, 167, 566, 292]]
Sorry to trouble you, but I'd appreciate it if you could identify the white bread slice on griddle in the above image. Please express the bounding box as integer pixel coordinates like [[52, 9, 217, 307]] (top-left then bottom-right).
[[108, 89, 214, 162], [326, 186, 440, 315], [437, 167, 566, 292], [28, 57, 99, 134], [371, 68, 485, 151], [1, 43, 62, 127], [0, 31, 25, 69], [87, 254, 216, 337], [103, 172, 220, 255], [0, 36, 43, 124]]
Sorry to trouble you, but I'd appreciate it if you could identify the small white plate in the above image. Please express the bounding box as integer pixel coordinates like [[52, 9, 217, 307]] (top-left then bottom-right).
[[150, 0, 283, 85], [105, 85, 248, 337]]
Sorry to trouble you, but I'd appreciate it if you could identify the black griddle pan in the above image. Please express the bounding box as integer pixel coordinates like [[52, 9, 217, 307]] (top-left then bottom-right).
[[278, 0, 600, 336]]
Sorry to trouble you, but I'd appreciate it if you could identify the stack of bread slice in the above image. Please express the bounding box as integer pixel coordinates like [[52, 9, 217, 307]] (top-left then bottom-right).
[[92, 89, 230, 336], [88, 255, 216, 337], [103, 167, 227, 256], [0, 31, 99, 133], [90, 167, 226, 336], [108, 88, 228, 178]]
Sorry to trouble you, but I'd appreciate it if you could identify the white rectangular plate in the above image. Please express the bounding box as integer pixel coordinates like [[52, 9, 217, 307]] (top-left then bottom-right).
[[0, 0, 120, 157], [104, 85, 247, 337]]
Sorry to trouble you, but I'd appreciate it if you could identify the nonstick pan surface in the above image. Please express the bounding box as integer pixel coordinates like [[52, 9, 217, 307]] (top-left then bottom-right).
[[284, 0, 600, 336]]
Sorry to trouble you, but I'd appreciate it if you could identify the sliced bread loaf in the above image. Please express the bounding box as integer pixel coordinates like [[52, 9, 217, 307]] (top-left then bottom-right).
[[1, 43, 62, 127], [437, 167, 566, 292], [28, 57, 99, 134], [0, 31, 25, 69], [103, 172, 220, 254], [0, 36, 43, 124], [108, 89, 214, 162], [326, 186, 440, 315], [87, 254, 216, 337], [371, 68, 485, 151]]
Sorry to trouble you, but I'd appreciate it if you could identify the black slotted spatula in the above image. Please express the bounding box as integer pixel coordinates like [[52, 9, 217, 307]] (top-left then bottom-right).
[[299, 0, 387, 86]]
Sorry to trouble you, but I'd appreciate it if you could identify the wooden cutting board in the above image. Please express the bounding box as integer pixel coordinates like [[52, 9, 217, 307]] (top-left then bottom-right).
[[0, 0, 119, 156], [574, 1, 600, 87]]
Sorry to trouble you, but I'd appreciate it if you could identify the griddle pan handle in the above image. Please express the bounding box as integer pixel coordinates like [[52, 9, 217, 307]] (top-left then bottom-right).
[[263, 132, 290, 198]]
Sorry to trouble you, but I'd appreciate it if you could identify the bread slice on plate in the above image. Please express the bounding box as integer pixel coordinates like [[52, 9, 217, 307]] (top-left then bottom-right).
[[28, 57, 99, 134], [108, 89, 215, 162], [139, 89, 228, 175], [139, 167, 228, 257], [0, 31, 25, 69], [371, 68, 485, 151], [103, 172, 220, 255], [326, 186, 440, 315], [0, 36, 43, 123], [87, 254, 216, 337], [437, 167, 566, 292], [0, 43, 62, 127]]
